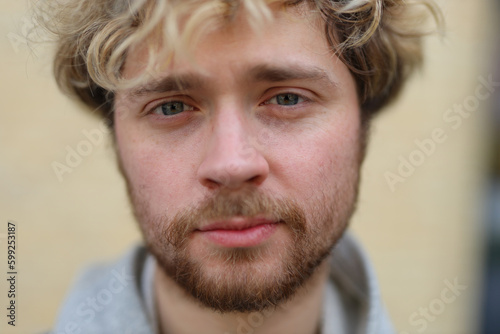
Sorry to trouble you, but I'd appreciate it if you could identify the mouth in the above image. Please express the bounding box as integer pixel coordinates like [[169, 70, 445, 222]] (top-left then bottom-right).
[[195, 217, 280, 248]]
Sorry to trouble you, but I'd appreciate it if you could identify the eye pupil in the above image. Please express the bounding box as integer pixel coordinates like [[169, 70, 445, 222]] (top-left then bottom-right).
[[162, 102, 184, 115], [277, 93, 299, 105]]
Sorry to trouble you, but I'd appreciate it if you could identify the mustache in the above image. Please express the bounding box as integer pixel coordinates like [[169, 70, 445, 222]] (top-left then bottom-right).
[[164, 186, 307, 248]]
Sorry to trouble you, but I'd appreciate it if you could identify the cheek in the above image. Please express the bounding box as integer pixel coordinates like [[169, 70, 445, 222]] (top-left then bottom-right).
[[269, 110, 361, 204], [115, 126, 197, 210]]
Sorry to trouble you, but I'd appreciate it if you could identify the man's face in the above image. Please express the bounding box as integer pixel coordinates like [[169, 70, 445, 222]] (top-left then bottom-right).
[[114, 5, 363, 312]]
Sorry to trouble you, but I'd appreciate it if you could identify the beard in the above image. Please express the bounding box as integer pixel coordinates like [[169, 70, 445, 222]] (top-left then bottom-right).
[[124, 180, 359, 313]]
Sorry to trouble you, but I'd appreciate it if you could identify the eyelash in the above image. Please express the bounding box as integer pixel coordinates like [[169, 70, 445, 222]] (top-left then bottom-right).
[[150, 101, 195, 115], [144, 98, 197, 117], [261, 92, 309, 107]]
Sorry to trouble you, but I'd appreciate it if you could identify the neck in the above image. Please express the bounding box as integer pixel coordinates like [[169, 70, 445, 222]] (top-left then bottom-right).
[[153, 258, 330, 334]]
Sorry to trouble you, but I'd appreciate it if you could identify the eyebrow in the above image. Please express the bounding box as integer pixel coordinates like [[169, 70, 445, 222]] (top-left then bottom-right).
[[248, 64, 338, 89], [129, 63, 338, 97], [130, 73, 208, 97]]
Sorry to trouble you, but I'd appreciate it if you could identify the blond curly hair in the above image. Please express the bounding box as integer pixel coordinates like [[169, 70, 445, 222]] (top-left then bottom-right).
[[36, 0, 442, 126]]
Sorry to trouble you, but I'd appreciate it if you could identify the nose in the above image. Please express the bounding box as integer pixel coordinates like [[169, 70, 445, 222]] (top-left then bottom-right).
[[197, 108, 269, 190]]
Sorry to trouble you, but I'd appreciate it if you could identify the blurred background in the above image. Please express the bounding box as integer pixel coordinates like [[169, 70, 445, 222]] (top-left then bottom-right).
[[0, 0, 499, 333]]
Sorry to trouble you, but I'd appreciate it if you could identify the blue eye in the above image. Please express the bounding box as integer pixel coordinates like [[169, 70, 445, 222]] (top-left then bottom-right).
[[266, 93, 304, 106], [152, 101, 194, 116]]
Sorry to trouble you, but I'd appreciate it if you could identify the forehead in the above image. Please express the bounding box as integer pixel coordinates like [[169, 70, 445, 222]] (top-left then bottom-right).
[[121, 3, 338, 86]]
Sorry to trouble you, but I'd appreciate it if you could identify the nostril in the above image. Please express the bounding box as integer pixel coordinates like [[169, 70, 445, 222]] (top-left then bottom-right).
[[247, 175, 261, 183], [202, 178, 222, 190]]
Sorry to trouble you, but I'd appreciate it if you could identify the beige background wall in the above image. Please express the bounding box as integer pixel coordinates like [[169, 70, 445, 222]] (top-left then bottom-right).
[[0, 0, 496, 333]]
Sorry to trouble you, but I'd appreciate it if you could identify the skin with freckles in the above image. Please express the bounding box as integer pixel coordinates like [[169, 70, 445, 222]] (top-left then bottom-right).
[[114, 4, 363, 334]]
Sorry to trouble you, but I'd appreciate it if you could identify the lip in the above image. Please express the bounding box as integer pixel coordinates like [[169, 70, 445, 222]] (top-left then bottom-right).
[[198, 217, 275, 231], [196, 217, 279, 248]]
